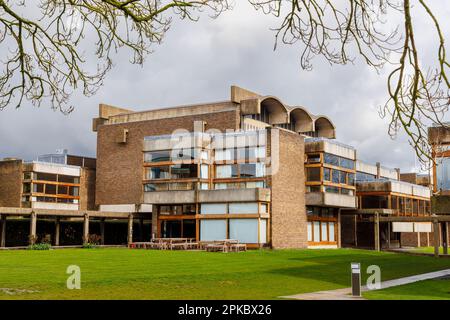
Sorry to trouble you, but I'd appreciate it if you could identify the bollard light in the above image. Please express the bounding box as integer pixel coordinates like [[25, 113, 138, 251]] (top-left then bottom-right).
[[351, 262, 361, 297]]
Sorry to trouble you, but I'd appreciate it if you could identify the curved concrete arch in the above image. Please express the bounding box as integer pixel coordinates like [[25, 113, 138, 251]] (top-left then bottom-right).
[[289, 107, 314, 133], [260, 96, 289, 125], [314, 116, 336, 139]]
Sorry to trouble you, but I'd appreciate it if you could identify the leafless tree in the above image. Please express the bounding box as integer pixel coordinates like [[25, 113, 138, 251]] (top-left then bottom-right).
[[0, 0, 230, 113], [249, 0, 449, 164]]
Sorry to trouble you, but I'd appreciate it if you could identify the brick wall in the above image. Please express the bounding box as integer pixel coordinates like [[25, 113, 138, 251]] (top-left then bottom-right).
[[95, 109, 240, 205], [80, 167, 97, 210], [270, 129, 308, 249], [0, 160, 23, 207]]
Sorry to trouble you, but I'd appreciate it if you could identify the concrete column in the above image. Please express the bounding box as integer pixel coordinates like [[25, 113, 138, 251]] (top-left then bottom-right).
[[433, 220, 440, 257], [100, 218, 105, 245], [83, 214, 89, 245], [127, 214, 133, 245], [374, 213, 380, 252], [55, 218, 60, 246], [151, 210, 158, 239], [387, 222, 391, 249], [337, 210, 341, 248], [443, 222, 448, 255], [29, 212, 37, 245], [0, 215, 6, 248]]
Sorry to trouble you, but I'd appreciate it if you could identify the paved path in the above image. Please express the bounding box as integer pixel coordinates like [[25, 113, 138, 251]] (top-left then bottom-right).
[[280, 269, 450, 300]]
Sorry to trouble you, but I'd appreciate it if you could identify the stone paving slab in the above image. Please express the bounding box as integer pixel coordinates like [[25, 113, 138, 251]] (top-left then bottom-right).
[[280, 268, 450, 300]]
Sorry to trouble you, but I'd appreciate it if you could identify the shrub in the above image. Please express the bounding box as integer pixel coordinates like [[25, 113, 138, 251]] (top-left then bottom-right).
[[28, 243, 52, 250]]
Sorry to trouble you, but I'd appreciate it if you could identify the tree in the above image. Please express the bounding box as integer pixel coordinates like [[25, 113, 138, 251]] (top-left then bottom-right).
[[248, 0, 449, 164], [0, 0, 229, 113], [1, 1, 448, 164]]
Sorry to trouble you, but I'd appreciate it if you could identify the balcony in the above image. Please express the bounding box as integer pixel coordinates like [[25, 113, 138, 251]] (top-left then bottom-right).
[[306, 192, 357, 208]]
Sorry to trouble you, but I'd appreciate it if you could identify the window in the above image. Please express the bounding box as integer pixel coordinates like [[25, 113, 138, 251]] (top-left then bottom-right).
[[321, 223, 328, 241], [313, 222, 320, 242], [306, 167, 321, 181], [340, 158, 355, 170], [306, 185, 321, 192], [144, 183, 168, 192], [200, 220, 227, 241], [259, 219, 267, 244], [307, 154, 321, 163], [339, 171, 347, 184], [200, 203, 227, 214], [58, 175, 79, 184], [170, 164, 198, 179], [246, 181, 266, 189], [436, 157, 450, 191], [22, 183, 31, 193], [200, 164, 209, 179], [144, 150, 171, 163], [229, 203, 258, 214], [324, 186, 339, 193], [215, 165, 238, 178], [307, 222, 312, 241], [215, 149, 233, 161], [69, 186, 79, 196], [323, 167, 331, 181], [57, 185, 68, 195], [332, 170, 340, 183], [356, 172, 376, 182], [147, 166, 170, 179], [348, 173, 355, 185], [45, 184, 57, 194], [324, 153, 339, 166], [229, 219, 258, 243], [36, 172, 57, 181], [341, 188, 354, 196], [239, 163, 265, 178], [169, 182, 194, 190], [33, 183, 44, 193], [329, 222, 335, 241]]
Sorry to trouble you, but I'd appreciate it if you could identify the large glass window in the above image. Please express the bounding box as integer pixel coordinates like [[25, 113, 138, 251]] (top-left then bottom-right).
[[332, 170, 340, 183], [216, 165, 238, 178], [144, 150, 171, 163], [229, 203, 259, 214], [323, 167, 331, 181], [200, 203, 227, 214], [324, 153, 339, 166], [436, 157, 450, 191], [321, 223, 328, 241], [200, 164, 209, 179], [147, 166, 170, 179], [306, 167, 321, 181], [200, 220, 227, 241], [313, 221, 320, 242], [340, 158, 355, 169], [170, 164, 198, 179], [239, 163, 265, 178], [229, 219, 258, 243], [307, 154, 321, 164]]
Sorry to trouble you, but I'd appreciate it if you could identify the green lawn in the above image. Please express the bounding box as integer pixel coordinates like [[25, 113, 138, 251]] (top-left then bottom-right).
[[364, 278, 450, 300], [0, 248, 450, 300]]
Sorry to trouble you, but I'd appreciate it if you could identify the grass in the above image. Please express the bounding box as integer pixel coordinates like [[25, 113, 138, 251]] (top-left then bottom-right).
[[406, 246, 449, 254], [0, 248, 450, 300], [363, 278, 450, 300]]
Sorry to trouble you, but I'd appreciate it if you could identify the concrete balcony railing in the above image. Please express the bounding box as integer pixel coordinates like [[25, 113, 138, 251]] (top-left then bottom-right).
[[305, 192, 357, 208], [143, 188, 271, 204]]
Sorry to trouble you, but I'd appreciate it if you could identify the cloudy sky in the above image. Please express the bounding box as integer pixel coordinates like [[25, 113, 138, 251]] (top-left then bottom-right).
[[1, 1, 449, 172]]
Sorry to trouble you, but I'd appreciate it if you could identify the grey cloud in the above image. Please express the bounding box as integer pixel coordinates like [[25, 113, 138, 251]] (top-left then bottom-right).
[[0, 1, 448, 173]]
